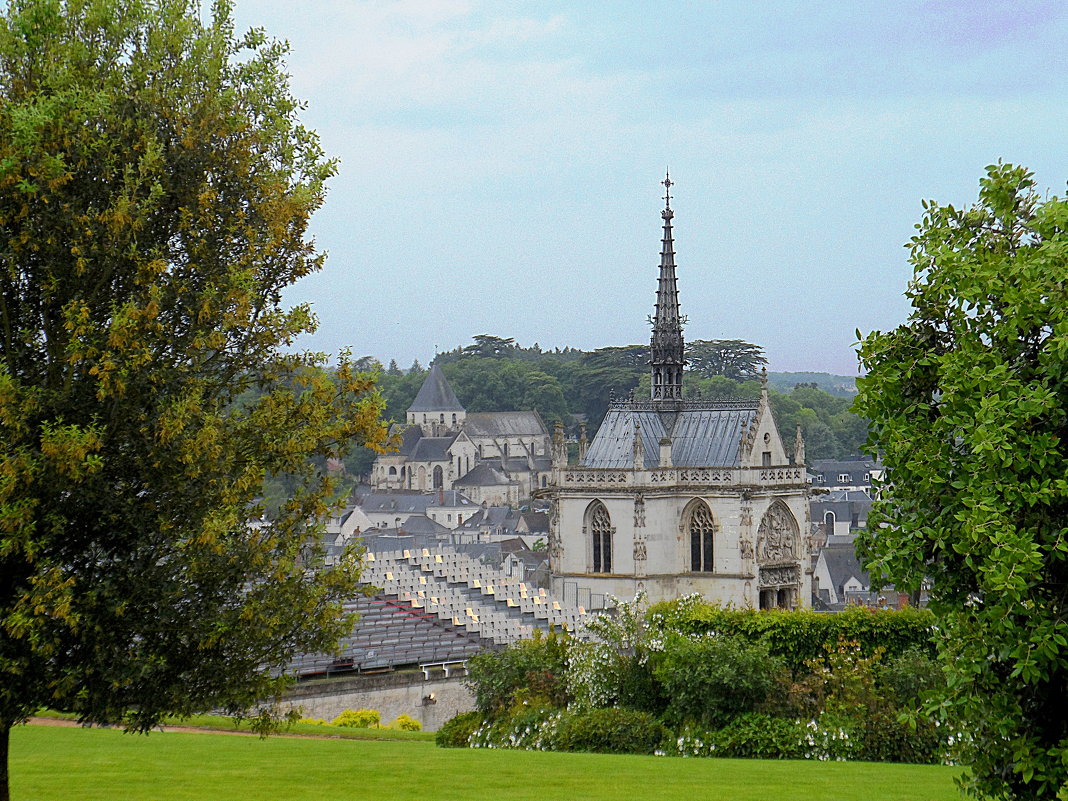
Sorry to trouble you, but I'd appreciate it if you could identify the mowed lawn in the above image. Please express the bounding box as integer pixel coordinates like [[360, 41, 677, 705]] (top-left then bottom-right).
[[11, 722, 963, 801]]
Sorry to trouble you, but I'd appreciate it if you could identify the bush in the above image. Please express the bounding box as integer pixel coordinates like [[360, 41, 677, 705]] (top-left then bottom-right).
[[465, 629, 570, 717], [435, 711, 483, 748], [298, 717, 329, 726], [652, 633, 784, 728], [552, 707, 666, 755], [876, 646, 944, 708], [331, 709, 380, 728], [391, 714, 422, 731], [712, 714, 810, 759], [859, 710, 943, 764]]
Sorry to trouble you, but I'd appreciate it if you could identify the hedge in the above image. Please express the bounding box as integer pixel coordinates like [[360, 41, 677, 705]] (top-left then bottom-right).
[[647, 602, 935, 671]]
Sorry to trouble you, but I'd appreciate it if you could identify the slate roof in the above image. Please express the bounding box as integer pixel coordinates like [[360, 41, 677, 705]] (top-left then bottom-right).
[[465, 411, 547, 438], [408, 436, 454, 462], [454, 463, 515, 487], [408, 364, 465, 413], [810, 458, 883, 486], [501, 455, 552, 473], [392, 424, 424, 457], [358, 490, 473, 515], [398, 515, 451, 536], [819, 538, 870, 593], [582, 403, 758, 469], [520, 511, 549, 533], [458, 506, 521, 533]]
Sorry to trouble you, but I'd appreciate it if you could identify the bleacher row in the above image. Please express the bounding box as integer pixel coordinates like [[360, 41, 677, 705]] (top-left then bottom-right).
[[361, 547, 589, 645], [289, 593, 491, 677]]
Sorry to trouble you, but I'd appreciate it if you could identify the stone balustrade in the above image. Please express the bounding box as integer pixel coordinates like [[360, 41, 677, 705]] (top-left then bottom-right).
[[556, 465, 807, 489]]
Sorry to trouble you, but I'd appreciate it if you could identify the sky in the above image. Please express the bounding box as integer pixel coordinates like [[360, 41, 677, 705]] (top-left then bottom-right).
[[231, 0, 1068, 376]]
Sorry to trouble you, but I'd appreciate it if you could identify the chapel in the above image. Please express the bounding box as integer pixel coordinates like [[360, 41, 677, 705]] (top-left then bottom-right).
[[547, 176, 812, 611]]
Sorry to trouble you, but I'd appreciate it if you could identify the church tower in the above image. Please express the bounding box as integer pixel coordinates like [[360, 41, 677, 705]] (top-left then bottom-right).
[[650, 172, 686, 402]]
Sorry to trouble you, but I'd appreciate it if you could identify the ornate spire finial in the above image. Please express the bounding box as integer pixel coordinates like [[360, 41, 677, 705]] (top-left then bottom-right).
[[650, 173, 684, 402]]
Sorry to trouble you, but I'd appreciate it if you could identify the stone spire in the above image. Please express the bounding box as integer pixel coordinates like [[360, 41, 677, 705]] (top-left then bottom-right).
[[650, 171, 685, 401]]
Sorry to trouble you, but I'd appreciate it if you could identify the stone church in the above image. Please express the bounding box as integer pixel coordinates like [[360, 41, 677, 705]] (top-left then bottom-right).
[[370, 364, 552, 505], [547, 177, 812, 611]]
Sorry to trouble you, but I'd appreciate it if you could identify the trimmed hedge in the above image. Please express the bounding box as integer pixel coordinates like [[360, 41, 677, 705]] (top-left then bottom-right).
[[648, 602, 935, 671]]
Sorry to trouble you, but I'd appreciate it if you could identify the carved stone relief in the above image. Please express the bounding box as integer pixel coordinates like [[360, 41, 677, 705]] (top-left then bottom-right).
[[757, 502, 798, 563], [759, 564, 800, 588]]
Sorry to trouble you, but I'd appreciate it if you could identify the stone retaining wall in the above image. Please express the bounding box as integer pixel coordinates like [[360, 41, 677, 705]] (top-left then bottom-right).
[[283, 671, 474, 732]]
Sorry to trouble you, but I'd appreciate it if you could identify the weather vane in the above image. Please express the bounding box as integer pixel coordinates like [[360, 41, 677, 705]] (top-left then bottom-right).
[[662, 170, 672, 210]]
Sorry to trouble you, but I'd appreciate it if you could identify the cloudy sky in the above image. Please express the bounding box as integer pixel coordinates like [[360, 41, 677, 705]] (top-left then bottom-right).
[[232, 0, 1068, 375]]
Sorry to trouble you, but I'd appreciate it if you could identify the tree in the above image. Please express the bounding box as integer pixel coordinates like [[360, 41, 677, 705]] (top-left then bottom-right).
[[0, 1, 387, 796], [855, 163, 1068, 801], [686, 339, 767, 381], [460, 334, 517, 359]]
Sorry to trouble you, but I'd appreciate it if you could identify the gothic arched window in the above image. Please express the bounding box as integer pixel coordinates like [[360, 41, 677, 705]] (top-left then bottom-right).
[[687, 501, 715, 572], [433, 465, 444, 489], [587, 501, 613, 574]]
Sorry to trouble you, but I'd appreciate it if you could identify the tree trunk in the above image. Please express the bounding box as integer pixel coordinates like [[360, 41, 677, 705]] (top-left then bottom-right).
[[0, 721, 10, 801]]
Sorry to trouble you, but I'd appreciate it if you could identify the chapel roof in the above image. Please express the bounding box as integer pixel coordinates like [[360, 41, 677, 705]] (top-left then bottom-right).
[[581, 401, 759, 469]]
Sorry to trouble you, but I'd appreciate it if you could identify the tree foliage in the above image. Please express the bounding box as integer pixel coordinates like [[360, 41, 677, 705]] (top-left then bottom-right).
[[686, 339, 768, 381], [0, 0, 386, 793], [855, 163, 1068, 801]]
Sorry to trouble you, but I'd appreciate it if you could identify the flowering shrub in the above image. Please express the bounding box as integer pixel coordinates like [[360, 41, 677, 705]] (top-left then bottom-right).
[[567, 593, 664, 714], [450, 598, 951, 764], [468, 705, 565, 750], [331, 709, 380, 728], [436, 711, 483, 748]]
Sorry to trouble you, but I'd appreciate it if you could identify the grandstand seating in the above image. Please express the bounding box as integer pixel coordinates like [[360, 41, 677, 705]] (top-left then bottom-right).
[[290, 543, 588, 680]]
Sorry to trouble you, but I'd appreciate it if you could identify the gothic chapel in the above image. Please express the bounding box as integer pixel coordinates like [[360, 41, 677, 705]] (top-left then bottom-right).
[[547, 177, 812, 610]]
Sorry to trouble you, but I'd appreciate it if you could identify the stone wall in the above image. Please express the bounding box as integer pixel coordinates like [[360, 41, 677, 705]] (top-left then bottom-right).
[[283, 670, 474, 732]]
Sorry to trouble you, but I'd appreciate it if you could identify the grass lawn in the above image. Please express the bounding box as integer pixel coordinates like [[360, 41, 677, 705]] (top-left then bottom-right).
[[11, 722, 964, 801]]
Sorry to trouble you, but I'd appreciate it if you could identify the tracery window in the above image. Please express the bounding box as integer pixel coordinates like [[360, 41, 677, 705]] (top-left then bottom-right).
[[688, 502, 715, 572], [588, 501, 613, 573]]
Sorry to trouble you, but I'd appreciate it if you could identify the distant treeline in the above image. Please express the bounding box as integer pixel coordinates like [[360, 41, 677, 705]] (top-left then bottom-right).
[[346, 335, 867, 475]]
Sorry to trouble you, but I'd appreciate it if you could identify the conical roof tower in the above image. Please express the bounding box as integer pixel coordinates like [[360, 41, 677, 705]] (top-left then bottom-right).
[[408, 364, 464, 413], [650, 172, 685, 401]]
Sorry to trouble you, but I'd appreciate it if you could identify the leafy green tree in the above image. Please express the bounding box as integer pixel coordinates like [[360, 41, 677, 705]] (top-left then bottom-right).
[[0, 1, 386, 796], [856, 163, 1068, 801], [686, 339, 768, 381]]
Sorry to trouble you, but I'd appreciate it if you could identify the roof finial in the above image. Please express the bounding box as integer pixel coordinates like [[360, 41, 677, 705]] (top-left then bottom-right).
[[662, 169, 673, 214]]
